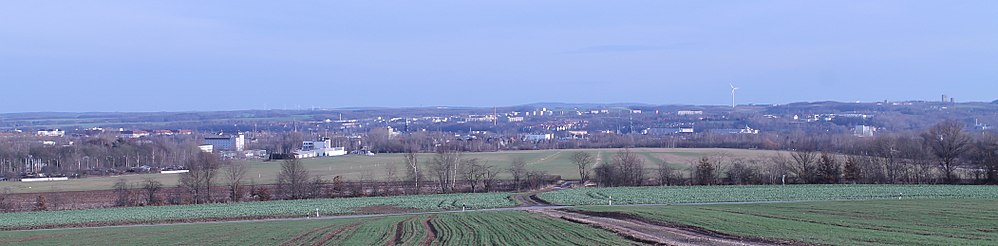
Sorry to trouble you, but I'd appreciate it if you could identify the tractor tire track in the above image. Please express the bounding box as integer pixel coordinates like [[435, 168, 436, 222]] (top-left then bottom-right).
[[533, 209, 792, 246], [385, 217, 414, 246], [420, 216, 438, 246], [310, 223, 361, 246], [281, 223, 340, 246]]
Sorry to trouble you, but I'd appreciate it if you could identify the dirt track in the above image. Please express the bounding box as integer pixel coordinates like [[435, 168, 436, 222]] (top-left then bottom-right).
[[11, 187, 814, 246], [513, 188, 779, 245], [532, 209, 781, 246]]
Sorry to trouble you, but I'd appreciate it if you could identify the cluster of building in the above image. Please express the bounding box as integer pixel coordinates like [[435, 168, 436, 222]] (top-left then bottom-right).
[[198, 133, 347, 160], [34, 128, 195, 138]]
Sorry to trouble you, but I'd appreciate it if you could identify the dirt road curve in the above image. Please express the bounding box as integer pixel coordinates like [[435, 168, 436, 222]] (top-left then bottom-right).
[[532, 209, 780, 246], [513, 190, 551, 207]]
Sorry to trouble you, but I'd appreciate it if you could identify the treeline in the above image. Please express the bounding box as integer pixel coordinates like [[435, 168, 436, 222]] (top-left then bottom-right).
[[0, 136, 200, 180], [86, 148, 558, 210], [585, 120, 997, 186]]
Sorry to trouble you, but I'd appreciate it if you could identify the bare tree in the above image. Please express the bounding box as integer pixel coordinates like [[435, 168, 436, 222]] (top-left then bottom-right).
[[816, 153, 841, 184], [725, 159, 758, 185], [460, 158, 486, 192], [525, 170, 549, 190], [113, 178, 131, 207], [790, 148, 818, 183], [872, 135, 904, 183], [570, 151, 595, 184], [482, 164, 500, 192], [612, 149, 644, 186], [430, 147, 461, 193], [970, 134, 998, 184], [142, 178, 163, 205], [403, 148, 420, 194], [767, 153, 793, 184], [922, 120, 972, 183], [843, 156, 863, 184], [693, 156, 717, 185], [223, 161, 248, 202], [180, 152, 222, 204], [508, 157, 528, 191], [277, 158, 311, 199], [593, 161, 615, 186], [384, 162, 401, 195], [309, 175, 328, 198], [655, 161, 674, 186]]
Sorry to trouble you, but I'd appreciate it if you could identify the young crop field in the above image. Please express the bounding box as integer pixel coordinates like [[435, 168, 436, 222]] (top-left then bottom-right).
[[0, 148, 778, 193], [570, 199, 998, 245], [0, 211, 639, 245], [0, 192, 516, 230], [538, 184, 998, 205]]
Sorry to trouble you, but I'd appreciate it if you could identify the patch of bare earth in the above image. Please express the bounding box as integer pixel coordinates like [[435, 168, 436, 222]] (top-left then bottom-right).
[[281, 223, 341, 246], [420, 216, 437, 246], [310, 223, 361, 246], [533, 209, 799, 246], [384, 217, 414, 246]]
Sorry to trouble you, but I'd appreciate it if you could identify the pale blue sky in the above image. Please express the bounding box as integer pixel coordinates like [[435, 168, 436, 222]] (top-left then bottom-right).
[[1, 1, 997, 112]]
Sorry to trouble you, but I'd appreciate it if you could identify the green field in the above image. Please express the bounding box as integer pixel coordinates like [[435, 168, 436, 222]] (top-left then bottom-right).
[[572, 199, 998, 245], [538, 185, 998, 205], [0, 148, 781, 193], [0, 192, 516, 230], [0, 211, 638, 246]]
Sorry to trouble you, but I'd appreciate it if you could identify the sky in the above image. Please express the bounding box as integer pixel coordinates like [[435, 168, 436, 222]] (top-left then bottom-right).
[[1, 1, 997, 112]]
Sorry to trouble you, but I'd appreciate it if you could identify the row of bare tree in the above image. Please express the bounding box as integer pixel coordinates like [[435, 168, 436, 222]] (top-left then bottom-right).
[[577, 120, 998, 186], [0, 136, 200, 179]]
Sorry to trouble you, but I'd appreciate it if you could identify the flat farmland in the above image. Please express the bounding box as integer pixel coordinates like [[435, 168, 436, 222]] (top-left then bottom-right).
[[0, 148, 781, 193], [538, 185, 998, 205], [570, 199, 998, 245], [0, 192, 516, 230], [0, 211, 639, 246]]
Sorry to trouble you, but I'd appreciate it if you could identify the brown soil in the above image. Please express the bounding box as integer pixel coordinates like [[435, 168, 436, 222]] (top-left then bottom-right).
[[533, 209, 797, 246], [0, 214, 300, 231], [512, 187, 554, 207], [420, 216, 437, 246], [385, 217, 414, 246], [310, 223, 361, 246], [354, 205, 419, 214], [282, 223, 342, 246]]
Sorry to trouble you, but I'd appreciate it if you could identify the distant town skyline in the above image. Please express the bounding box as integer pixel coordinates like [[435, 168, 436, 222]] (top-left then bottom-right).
[[2, 1, 996, 113]]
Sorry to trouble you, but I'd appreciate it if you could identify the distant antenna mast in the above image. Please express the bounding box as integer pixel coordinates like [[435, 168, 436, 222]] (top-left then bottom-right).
[[730, 83, 739, 108]]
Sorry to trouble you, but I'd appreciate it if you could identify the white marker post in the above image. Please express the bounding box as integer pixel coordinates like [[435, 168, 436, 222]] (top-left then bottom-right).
[[608, 195, 613, 206], [316, 208, 320, 217]]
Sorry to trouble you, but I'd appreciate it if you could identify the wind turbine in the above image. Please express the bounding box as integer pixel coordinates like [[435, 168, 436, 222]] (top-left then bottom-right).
[[729, 83, 739, 108]]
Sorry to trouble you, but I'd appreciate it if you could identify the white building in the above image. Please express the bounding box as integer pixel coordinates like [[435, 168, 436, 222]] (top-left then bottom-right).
[[524, 133, 554, 141], [677, 110, 704, 116], [295, 138, 347, 158], [36, 129, 65, 137], [198, 144, 214, 153], [738, 126, 760, 134], [119, 130, 150, 138], [854, 125, 877, 137], [465, 115, 496, 123], [204, 133, 245, 151], [679, 127, 695, 133]]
